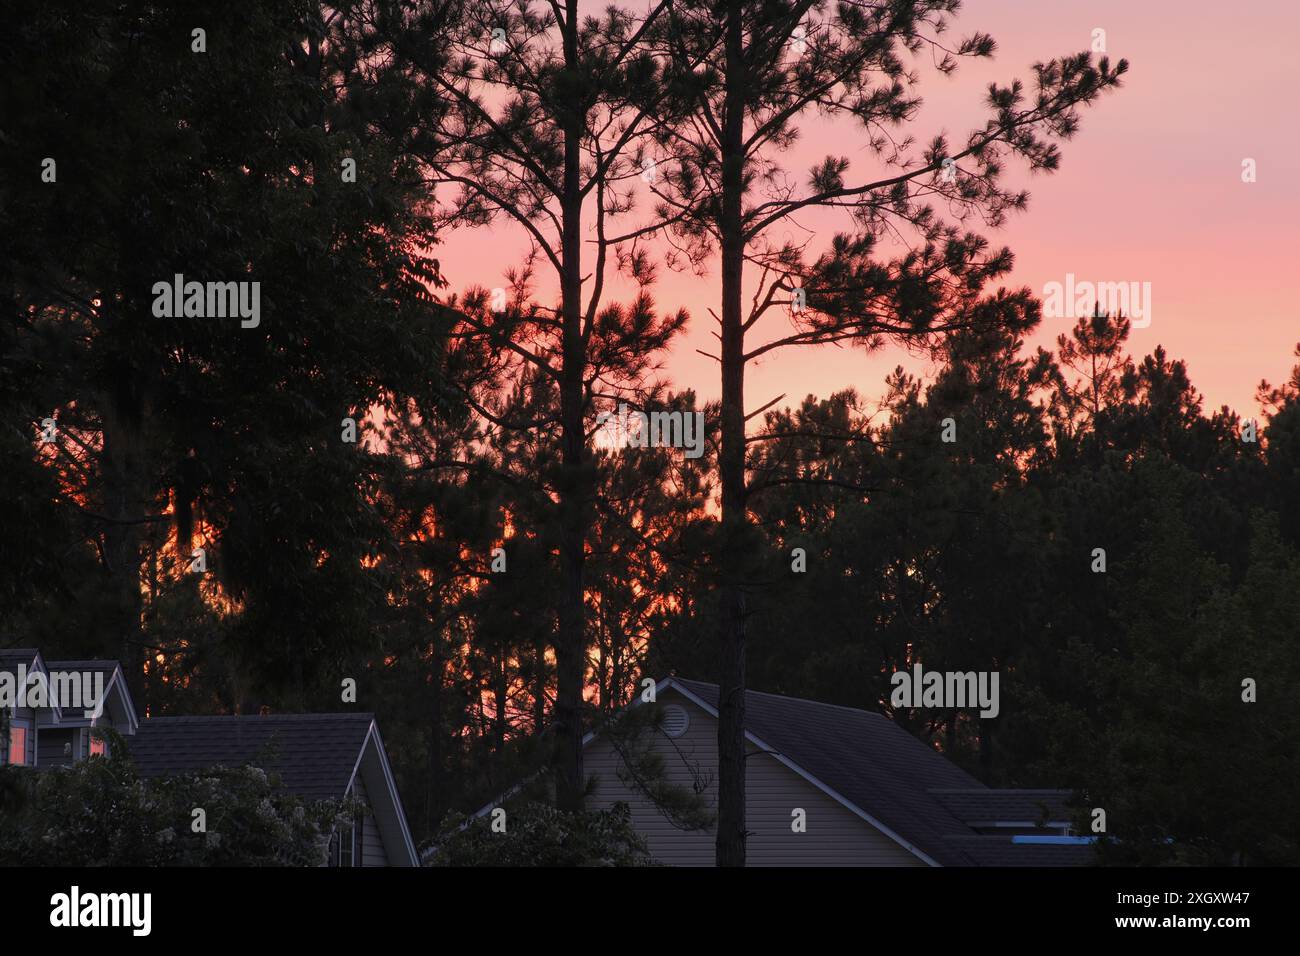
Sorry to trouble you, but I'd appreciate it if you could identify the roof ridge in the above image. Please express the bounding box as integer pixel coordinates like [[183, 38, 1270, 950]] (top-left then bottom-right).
[[45, 659, 121, 668], [672, 676, 892, 721], [142, 712, 375, 722], [929, 787, 1070, 794]]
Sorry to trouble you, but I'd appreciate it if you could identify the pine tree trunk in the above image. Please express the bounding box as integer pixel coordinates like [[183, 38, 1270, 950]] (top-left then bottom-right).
[[553, 1, 588, 814], [715, 0, 748, 867]]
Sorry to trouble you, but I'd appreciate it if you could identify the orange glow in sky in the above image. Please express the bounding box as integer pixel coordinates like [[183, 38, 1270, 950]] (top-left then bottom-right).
[[432, 0, 1300, 420]]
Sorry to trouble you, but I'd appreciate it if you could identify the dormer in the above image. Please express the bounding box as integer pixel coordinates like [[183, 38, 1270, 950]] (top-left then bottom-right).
[[40, 660, 139, 766], [1, 650, 138, 768]]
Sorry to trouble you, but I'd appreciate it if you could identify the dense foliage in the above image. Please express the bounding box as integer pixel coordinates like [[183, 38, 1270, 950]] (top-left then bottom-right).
[[425, 801, 653, 867], [0, 738, 354, 866]]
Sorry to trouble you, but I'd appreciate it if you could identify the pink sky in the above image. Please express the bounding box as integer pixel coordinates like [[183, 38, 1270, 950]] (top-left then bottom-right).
[[435, 0, 1300, 420]]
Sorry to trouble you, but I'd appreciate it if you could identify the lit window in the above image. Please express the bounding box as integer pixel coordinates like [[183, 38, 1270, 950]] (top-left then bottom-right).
[[6, 726, 27, 766], [88, 734, 106, 758]]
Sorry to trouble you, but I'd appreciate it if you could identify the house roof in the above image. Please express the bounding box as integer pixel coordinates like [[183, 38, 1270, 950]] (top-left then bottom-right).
[[0, 648, 41, 669], [45, 659, 138, 732], [131, 712, 420, 866], [129, 713, 375, 799], [6, 646, 419, 865], [661, 678, 1084, 867], [1, 648, 62, 720], [928, 788, 1074, 826], [943, 835, 1096, 867], [44, 659, 123, 675]]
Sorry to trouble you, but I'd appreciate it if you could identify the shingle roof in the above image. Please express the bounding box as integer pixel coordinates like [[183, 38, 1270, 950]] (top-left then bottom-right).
[[668, 678, 1086, 867], [0, 648, 40, 671], [129, 714, 374, 799], [943, 836, 1097, 867], [45, 660, 122, 676], [0, 648, 60, 716], [928, 788, 1073, 826]]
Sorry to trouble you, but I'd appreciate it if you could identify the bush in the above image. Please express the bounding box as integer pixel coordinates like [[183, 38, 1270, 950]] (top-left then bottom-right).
[[424, 801, 655, 867], [0, 733, 356, 866]]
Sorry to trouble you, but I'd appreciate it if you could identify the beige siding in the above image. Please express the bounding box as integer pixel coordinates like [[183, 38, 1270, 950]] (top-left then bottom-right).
[[350, 776, 389, 867], [585, 691, 925, 867]]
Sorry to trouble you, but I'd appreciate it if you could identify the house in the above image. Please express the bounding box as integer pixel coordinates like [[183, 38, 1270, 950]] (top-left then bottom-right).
[[130, 713, 418, 867], [545, 678, 1092, 866], [0, 648, 137, 768], [1, 648, 417, 867], [37, 658, 139, 766]]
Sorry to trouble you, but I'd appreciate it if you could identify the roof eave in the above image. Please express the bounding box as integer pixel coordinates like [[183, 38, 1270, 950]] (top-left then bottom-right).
[[348, 720, 419, 867]]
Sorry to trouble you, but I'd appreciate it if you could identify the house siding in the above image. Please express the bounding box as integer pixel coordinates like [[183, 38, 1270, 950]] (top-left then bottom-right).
[[584, 691, 925, 867]]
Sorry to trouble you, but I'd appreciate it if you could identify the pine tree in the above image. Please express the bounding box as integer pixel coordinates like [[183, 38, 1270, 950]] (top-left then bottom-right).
[[647, 0, 1127, 864]]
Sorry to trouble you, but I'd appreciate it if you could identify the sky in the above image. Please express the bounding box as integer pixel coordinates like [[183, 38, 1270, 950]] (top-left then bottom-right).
[[432, 0, 1300, 420]]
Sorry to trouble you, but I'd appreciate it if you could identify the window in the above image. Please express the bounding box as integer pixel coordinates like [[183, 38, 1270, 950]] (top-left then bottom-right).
[[88, 733, 106, 758], [330, 818, 361, 867], [339, 822, 355, 867], [6, 725, 27, 766]]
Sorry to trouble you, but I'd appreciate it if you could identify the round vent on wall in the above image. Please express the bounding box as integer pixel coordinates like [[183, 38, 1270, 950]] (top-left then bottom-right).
[[661, 703, 690, 738]]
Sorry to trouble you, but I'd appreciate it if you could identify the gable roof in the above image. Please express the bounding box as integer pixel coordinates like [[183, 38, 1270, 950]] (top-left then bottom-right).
[[657, 678, 1083, 867], [130, 713, 419, 865], [3, 651, 137, 729], [45, 659, 138, 733], [44, 660, 123, 678], [928, 788, 1073, 827], [0, 648, 41, 670], [130, 713, 374, 799], [0, 648, 62, 721]]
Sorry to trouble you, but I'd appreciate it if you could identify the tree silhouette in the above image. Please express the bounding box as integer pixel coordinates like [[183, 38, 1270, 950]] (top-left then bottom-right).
[[644, 0, 1127, 865]]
